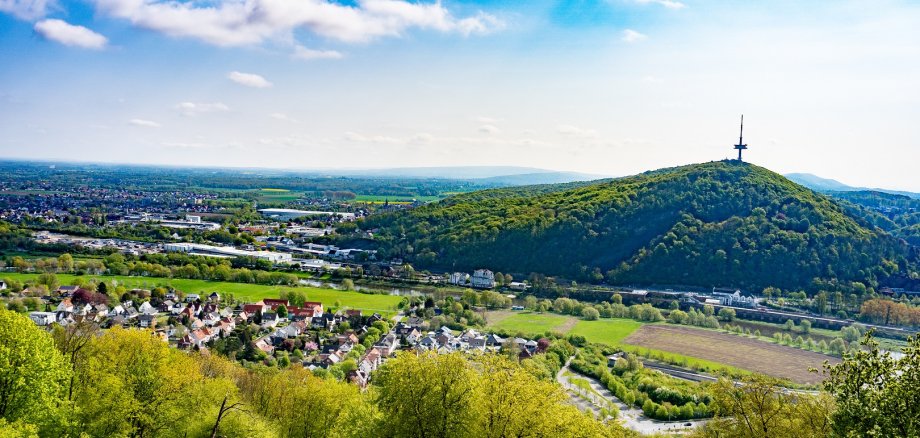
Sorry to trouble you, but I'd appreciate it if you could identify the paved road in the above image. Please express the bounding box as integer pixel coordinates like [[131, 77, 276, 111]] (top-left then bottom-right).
[[556, 356, 706, 435]]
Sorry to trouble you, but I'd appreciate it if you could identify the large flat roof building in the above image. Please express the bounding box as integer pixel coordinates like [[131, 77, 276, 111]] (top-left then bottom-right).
[[163, 242, 292, 263]]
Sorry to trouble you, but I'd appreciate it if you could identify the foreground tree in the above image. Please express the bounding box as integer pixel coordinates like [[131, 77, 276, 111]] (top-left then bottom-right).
[[822, 332, 920, 437], [694, 374, 833, 438], [0, 309, 70, 432], [374, 352, 627, 438]]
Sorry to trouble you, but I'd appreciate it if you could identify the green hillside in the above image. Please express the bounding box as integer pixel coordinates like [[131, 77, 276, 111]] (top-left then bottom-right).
[[361, 161, 919, 294]]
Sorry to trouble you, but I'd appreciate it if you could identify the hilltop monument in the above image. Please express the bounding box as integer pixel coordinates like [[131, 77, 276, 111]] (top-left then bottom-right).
[[734, 115, 748, 161]]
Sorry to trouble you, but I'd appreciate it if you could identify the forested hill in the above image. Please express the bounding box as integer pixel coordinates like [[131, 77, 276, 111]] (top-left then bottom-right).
[[361, 161, 919, 295]]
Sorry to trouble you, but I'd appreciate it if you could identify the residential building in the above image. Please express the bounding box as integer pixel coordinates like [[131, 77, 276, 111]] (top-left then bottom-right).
[[470, 269, 496, 289]]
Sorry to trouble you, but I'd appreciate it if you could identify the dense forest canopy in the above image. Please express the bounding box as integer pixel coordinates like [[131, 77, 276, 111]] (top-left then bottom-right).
[[362, 161, 920, 295]]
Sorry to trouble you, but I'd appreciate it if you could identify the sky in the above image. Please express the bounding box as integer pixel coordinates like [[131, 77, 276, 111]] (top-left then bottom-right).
[[1, 0, 919, 191]]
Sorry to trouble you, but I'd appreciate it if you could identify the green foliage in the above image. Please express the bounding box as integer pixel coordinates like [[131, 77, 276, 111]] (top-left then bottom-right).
[[0, 309, 70, 432], [571, 345, 711, 422], [823, 332, 920, 437], [365, 162, 917, 294], [374, 352, 626, 437], [695, 374, 834, 438]]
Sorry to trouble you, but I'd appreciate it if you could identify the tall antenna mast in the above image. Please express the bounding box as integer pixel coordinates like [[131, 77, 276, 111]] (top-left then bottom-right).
[[733, 114, 748, 162]]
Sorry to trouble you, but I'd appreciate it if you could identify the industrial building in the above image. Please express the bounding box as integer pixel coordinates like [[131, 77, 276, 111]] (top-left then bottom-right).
[[163, 242, 292, 263]]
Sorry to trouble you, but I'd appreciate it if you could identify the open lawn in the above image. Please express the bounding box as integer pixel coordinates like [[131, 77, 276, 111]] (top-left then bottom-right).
[[624, 325, 840, 384], [569, 318, 644, 345], [486, 311, 643, 345], [3, 273, 402, 313], [487, 311, 574, 335]]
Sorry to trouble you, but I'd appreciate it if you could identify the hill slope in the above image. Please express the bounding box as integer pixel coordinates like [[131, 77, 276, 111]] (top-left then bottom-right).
[[362, 161, 918, 294]]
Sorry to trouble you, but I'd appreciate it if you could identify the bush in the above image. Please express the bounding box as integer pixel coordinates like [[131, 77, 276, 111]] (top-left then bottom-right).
[[581, 307, 600, 321]]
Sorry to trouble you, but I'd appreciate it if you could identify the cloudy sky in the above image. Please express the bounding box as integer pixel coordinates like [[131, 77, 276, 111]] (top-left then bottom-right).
[[1, 0, 919, 190]]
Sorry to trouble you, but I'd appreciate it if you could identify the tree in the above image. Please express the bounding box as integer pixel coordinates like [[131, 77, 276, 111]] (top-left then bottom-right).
[[841, 326, 860, 342], [51, 320, 98, 401], [823, 332, 920, 437], [668, 309, 689, 324], [524, 295, 538, 310], [784, 319, 795, 331], [36, 272, 58, 291], [700, 374, 833, 438], [0, 309, 70, 430], [276, 304, 288, 319], [284, 289, 308, 307], [718, 307, 736, 322], [581, 307, 600, 321], [58, 253, 74, 272], [96, 281, 107, 295], [72, 328, 208, 437], [611, 294, 623, 305], [829, 338, 847, 356], [374, 352, 479, 438], [800, 319, 812, 334]]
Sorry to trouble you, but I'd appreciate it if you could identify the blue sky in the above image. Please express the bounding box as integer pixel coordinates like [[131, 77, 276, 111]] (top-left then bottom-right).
[[1, 0, 919, 190]]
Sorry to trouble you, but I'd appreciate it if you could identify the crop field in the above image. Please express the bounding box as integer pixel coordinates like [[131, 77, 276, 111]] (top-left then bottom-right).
[[623, 325, 840, 384], [3, 273, 402, 313]]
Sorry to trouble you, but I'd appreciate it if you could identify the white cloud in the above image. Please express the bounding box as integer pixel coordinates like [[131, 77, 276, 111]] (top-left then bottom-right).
[[292, 45, 344, 60], [92, 0, 504, 47], [621, 29, 647, 43], [34, 19, 108, 49], [344, 131, 401, 144], [478, 124, 500, 134], [129, 118, 161, 128], [270, 112, 299, 123], [557, 124, 598, 139], [162, 141, 213, 149], [634, 0, 686, 10], [227, 71, 272, 88], [0, 0, 52, 20], [175, 101, 229, 116]]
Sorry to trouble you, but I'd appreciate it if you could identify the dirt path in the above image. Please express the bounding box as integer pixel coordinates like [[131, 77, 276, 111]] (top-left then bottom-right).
[[556, 317, 579, 333]]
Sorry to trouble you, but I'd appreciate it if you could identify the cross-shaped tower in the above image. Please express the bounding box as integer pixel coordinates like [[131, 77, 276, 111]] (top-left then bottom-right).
[[734, 115, 748, 161]]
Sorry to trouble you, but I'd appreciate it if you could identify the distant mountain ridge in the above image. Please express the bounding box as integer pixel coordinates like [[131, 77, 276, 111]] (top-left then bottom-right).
[[362, 161, 920, 294], [786, 172, 920, 199], [327, 166, 607, 184]]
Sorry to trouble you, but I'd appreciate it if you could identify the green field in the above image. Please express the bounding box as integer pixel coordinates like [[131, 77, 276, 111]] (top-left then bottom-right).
[[487, 311, 575, 335], [487, 311, 645, 344], [569, 318, 644, 345], [353, 194, 443, 204], [3, 273, 402, 313], [253, 189, 303, 203]]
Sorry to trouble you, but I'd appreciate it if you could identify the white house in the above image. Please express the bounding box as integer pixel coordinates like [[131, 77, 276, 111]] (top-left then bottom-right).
[[139, 301, 157, 315], [449, 272, 470, 286], [470, 269, 495, 289], [29, 312, 58, 326]]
